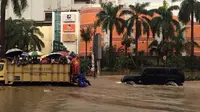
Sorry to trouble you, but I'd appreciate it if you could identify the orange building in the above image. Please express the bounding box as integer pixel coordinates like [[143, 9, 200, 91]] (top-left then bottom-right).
[[79, 7, 200, 56]]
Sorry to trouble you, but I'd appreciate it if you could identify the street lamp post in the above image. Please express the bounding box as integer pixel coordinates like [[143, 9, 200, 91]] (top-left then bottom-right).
[[0, 45, 2, 58]]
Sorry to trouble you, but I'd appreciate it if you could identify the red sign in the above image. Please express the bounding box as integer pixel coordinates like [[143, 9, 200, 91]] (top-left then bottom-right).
[[163, 55, 167, 60], [63, 24, 75, 32]]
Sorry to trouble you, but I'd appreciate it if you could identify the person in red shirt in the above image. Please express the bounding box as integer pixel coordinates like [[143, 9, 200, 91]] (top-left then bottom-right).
[[71, 55, 80, 83], [71, 56, 80, 75]]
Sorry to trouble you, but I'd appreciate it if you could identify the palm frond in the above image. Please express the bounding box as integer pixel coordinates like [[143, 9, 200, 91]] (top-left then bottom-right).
[[194, 41, 200, 48], [194, 2, 200, 23], [171, 19, 181, 31], [11, 0, 21, 17], [119, 10, 134, 17], [129, 5, 136, 11], [167, 5, 179, 12], [140, 2, 150, 9], [20, 0, 28, 10], [148, 40, 158, 48], [178, 0, 192, 24], [1, 0, 9, 8]]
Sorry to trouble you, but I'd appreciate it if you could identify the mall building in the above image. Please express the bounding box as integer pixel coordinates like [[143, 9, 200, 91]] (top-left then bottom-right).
[[5, 0, 200, 56]]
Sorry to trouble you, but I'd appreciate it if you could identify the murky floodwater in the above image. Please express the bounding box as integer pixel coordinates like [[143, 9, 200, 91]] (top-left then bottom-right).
[[0, 76, 200, 112]]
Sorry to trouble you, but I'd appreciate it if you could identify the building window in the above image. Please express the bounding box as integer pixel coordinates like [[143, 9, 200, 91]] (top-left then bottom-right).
[[74, 0, 90, 4], [45, 12, 52, 21]]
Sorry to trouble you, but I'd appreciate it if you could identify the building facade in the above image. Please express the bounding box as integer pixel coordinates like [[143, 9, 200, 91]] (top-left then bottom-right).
[[5, 0, 200, 55]]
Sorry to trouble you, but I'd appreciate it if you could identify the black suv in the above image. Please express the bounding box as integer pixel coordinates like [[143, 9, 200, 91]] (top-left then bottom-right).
[[121, 67, 185, 86]]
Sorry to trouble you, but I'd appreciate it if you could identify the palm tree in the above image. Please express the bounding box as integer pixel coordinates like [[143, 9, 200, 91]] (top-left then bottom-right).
[[6, 18, 45, 51], [121, 33, 134, 56], [151, 0, 180, 41], [96, 2, 125, 65], [120, 2, 153, 56], [5, 18, 21, 49], [80, 26, 92, 58], [172, 27, 200, 56], [172, 0, 200, 56], [0, 0, 28, 54], [142, 17, 152, 56]]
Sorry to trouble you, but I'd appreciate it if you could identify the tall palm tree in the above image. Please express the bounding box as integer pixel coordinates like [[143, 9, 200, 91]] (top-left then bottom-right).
[[142, 17, 152, 56], [172, 0, 200, 56], [120, 2, 153, 56], [80, 26, 92, 58], [6, 18, 45, 51], [151, 0, 180, 41], [96, 2, 125, 65], [0, 0, 28, 54]]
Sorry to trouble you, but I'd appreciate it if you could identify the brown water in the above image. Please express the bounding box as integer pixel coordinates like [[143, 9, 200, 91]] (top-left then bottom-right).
[[0, 76, 200, 112]]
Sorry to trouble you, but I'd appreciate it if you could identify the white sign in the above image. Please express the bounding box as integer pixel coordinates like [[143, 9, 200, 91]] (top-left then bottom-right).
[[63, 14, 76, 22]]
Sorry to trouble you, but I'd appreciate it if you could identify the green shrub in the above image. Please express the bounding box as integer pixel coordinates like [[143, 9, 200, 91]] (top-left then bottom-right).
[[80, 57, 91, 73], [114, 56, 133, 71], [166, 56, 200, 70]]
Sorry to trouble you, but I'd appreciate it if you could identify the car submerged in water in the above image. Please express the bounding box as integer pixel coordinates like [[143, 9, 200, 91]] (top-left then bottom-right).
[[121, 67, 185, 86]]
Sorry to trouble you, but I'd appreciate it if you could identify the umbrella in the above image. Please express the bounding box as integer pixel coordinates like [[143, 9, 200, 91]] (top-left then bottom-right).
[[41, 54, 48, 59], [21, 52, 29, 56], [29, 51, 43, 56], [45, 53, 63, 58], [57, 51, 69, 56], [5, 48, 23, 57]]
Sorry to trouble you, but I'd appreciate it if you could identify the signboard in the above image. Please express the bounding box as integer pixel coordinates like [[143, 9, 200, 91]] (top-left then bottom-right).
[[53, 41, 67, 52], [63, 24, 75, 32], [163, 55, 167, 61], [62, 34, 76, 42], [62, 14, 76, 22]]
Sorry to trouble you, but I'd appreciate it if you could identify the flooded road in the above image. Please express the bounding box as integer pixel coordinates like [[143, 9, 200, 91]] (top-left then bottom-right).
[[0, 76, 200, 112]]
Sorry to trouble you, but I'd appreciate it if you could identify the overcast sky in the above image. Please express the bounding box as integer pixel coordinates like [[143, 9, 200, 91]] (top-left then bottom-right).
[[123, 0, 176, 5]]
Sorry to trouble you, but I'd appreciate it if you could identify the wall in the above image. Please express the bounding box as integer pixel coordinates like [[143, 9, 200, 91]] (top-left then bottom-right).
[[38, 26, 53, 54], [6, 0, 45, 21]]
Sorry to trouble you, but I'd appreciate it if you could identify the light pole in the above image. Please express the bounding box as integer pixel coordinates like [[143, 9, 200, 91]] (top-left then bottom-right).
[[0, 45, 2, 56]]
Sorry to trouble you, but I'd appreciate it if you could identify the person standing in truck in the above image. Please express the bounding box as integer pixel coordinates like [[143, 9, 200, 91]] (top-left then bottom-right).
[[71, 55, 80, 83]]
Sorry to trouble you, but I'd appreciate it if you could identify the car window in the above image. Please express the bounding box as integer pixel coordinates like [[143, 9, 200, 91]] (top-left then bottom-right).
[[156, 69, 166, 74], [167, 69, 178, 75], [143, 69, 154, 74]]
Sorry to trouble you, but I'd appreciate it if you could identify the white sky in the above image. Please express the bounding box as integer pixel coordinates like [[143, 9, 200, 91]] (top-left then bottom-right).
[[123, 0, 176, 5], [124, 0, 172, 4]]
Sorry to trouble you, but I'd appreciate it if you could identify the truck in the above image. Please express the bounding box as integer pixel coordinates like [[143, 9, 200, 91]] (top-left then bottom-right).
[[0, 59, 72, 85]]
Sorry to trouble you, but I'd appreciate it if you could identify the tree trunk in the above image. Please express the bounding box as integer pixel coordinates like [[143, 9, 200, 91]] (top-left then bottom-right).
[[0, 2, 6, 57], [135, 20, 139, 56], [85, 42, 87, 59], [147, 37, 148, 56], [191, 10, 194, 57], [109, 27, 113, 67]]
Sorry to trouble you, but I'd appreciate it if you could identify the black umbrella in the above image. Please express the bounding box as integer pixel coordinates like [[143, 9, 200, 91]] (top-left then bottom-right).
[[46, 53, 64, 59], [5, 48, 23, 57]]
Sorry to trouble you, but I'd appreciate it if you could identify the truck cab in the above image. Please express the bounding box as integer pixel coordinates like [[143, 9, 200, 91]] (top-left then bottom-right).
[[0, 60, 6, 84]]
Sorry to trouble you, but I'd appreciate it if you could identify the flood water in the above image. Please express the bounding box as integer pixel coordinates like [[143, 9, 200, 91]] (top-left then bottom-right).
[[0, 76, 200, 112]]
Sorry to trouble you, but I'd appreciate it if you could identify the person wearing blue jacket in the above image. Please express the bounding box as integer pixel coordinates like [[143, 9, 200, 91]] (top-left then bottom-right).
[[75, 73, 91, 87]]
